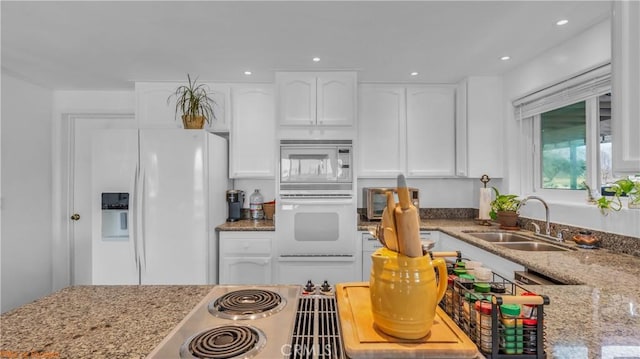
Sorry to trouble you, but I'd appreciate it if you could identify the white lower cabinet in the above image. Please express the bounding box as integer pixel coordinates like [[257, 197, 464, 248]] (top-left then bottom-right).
[[219, 232, 273, 284], [437, 232, 524, 280]]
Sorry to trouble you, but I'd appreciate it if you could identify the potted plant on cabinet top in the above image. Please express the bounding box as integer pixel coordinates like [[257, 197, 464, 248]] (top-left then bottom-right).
[[168, 74, 217, 129], [489, 187, 521, 229]]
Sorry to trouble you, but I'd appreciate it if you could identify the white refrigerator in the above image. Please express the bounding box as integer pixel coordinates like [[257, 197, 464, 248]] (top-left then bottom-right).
[[91, 129, 227, 285]]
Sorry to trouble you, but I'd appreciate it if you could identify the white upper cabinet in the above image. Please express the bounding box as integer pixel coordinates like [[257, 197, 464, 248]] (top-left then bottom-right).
[[229, 85, 275, 178], [612, 1, 640, 173], [358, 85, 405, 177], [357, 84, 456, 178], [135, 82, 230, 132], [277, 72, 356, 127], [455, 76, 504, 178], [406, 86, 456, 177]]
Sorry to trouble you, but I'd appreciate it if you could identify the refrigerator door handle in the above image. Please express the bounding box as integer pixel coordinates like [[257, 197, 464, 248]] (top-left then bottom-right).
[[131, 161, 140, 271], [139, 168, 147, 272]]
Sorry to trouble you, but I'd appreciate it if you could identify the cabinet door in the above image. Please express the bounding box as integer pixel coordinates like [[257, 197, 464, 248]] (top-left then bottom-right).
[[438, 233, 524, 281], [316, 72, 356, 126], [136, 83, 180, 129], [219, 232, 273, 284], [612, 1, 640, 173], [406, 86, 456, 177], [277, 72, 316, 126], [220, 257, 272, 284], [229, 85, 275, 178], [458, 77, 504, 178], [357, 85, 405, 177]]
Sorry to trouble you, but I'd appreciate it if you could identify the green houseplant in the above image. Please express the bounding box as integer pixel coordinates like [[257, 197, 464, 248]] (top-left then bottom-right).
[[605, 178, 640, 210], [489, 187, 521, 228], [168, 74, 217, 129]]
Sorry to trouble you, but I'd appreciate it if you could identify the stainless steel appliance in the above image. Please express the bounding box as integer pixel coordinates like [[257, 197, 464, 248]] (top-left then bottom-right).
[[279, 139, 352, 197], [362, 187, 419, 221], [147, 285, 345, 359], [226, 190, 244, 222]]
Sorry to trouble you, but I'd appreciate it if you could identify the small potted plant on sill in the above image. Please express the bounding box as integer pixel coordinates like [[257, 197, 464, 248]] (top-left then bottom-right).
[[489, 187, 521, 229], [168, 74, 217, 129], [606, 177, 640, 210]]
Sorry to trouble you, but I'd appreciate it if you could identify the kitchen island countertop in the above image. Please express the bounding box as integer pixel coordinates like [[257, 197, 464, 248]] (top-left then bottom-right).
[[2, 219, 639, 358]]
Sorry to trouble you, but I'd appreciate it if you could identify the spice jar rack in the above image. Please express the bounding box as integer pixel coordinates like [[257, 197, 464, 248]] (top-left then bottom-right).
[[439, 271, 550, 359]]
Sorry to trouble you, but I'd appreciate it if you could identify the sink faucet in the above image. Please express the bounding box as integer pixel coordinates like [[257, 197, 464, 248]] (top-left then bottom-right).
[[517, 196, 551, 237]]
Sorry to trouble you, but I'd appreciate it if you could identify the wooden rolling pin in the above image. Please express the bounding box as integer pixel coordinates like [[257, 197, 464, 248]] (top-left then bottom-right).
[[394, 174, 423, 257], [381, 191, 398, 252]]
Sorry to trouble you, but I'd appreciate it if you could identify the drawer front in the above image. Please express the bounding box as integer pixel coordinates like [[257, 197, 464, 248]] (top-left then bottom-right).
[[222, 238, 272, 255]]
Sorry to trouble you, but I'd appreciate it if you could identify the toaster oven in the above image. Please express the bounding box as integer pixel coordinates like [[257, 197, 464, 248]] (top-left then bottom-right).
[[363, 187, 419, 220]]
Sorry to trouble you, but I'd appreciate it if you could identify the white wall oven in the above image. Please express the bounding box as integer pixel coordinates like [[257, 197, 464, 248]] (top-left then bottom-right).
[[276, 139, 358, 284], [279, 139, 352, 197], [276, 196, 358, 284]]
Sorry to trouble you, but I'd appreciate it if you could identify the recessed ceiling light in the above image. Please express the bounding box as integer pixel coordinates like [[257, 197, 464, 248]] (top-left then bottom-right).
[[500, 56, 511, 61], [410, 72, 419, 76], [312, 57, 321, 62], [556, 19, 569, 26], [244, 71, 252, 75]]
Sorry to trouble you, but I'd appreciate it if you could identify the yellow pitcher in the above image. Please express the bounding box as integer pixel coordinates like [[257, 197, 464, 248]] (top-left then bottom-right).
[[369, 247, 448, 339]]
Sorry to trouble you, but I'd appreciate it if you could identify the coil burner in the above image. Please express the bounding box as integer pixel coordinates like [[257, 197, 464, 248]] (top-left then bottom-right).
[[180, 325, 266, 359], [208, 289, 286, 320]]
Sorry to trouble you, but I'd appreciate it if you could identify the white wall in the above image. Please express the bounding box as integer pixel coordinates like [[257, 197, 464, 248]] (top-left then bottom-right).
[[502, 19, 639, 238], [1, 72, 54, 313]]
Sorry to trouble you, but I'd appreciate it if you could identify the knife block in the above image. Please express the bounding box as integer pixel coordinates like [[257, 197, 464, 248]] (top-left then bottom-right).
[[369, 248, 448, 339]]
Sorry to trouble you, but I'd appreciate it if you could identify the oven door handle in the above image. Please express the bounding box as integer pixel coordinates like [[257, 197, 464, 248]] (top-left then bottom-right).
[[279, 198, 354, 205], [278, 255, 355, 262]]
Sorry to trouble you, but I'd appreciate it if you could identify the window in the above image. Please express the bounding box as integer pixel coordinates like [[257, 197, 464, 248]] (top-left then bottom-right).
[[536, 94, 613, 191], [540, 101, 587, 189], [513, 64, 612, 196]]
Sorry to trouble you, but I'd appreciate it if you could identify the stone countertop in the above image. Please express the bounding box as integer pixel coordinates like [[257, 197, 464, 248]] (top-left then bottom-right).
[[0, 286, 213, 359], [2, 219, 639, 358], [216, 219, 275, 231]]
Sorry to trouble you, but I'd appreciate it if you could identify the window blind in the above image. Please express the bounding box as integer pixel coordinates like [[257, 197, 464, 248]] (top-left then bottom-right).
[[513, 63, 611, 119]]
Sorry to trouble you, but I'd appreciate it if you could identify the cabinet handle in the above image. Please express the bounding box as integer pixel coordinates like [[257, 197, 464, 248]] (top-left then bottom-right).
[[70, 213, 80, 221]]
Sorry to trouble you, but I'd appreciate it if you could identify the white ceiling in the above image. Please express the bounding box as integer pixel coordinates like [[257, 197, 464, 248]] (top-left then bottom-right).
[[1, 1, 612, 90]]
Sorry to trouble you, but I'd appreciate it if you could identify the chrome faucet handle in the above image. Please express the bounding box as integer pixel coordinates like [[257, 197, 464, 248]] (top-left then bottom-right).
[[529, 222, 541, 234], [557, 228, 570, 241]]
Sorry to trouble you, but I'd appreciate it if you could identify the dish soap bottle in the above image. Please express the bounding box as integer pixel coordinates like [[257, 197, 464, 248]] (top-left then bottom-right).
[[249, 189, 264, 220]]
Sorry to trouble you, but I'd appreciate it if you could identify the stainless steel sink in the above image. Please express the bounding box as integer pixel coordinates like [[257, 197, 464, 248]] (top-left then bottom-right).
[[464, 231, 536, 242], [493, 241, 571, 252], [463, 231, 574, 251]]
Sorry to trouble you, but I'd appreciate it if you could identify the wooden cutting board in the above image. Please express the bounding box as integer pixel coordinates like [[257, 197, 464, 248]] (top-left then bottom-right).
[[336, 282, 479, 359]]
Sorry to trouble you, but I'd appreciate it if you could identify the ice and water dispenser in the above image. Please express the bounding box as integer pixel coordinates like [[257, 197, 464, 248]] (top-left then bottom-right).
[[101, 193, 129, 240]]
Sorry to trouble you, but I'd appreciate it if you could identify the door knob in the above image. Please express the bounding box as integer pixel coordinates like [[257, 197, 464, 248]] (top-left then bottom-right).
[[70, 213, 81, 221]]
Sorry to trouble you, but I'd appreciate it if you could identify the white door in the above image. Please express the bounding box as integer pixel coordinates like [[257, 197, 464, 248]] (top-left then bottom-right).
[[71, 116, 135, 284]]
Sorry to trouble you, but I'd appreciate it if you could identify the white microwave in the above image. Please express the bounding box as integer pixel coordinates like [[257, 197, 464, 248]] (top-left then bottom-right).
[[279, 139, 353, 196]]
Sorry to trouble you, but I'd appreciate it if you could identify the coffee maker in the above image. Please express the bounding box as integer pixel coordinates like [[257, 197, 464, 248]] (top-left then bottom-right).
[[226, 190, 244, 222]]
